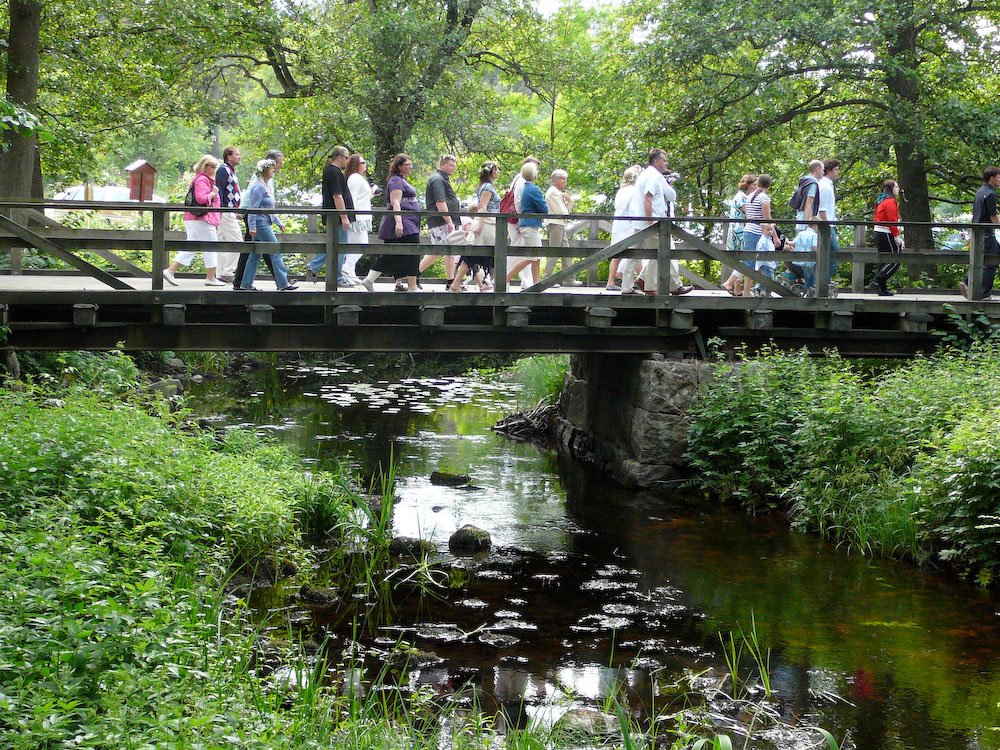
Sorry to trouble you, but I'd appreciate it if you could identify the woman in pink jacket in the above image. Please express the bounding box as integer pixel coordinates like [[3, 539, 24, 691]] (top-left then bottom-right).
[[163, 154, 225, 286]]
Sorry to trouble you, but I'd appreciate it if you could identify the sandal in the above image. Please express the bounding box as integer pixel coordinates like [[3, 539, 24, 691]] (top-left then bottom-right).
[[395, 282, 407, 292]]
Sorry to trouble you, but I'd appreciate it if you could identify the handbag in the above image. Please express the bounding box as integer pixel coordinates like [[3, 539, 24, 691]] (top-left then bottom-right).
[[184, 180, 209, 217], [499, 190, 518, 225]]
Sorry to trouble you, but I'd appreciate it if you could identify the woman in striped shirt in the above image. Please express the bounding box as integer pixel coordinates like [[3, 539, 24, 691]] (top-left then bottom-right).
[[742, 173, 773, 297]]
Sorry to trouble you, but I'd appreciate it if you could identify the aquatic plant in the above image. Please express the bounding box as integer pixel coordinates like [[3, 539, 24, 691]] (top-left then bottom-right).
[[509, 354, 570, 406]]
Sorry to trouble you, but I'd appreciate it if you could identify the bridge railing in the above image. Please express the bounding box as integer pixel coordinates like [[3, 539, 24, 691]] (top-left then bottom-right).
[[0, 199, 996, 300]]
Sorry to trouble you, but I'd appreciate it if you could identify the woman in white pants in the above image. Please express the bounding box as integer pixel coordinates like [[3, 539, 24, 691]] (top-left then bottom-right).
[[344, 154, 373, 285], [163, 154, 224, 286]]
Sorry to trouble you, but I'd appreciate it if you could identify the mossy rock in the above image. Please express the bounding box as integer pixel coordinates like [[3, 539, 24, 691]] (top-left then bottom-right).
[[448, 524, 491, 555]]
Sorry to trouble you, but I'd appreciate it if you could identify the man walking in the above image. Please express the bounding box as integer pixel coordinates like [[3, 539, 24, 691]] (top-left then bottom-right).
[[215, 146, 242, 284], [420, 154, 466, 284], [961, 166, 1000, 300], [621, 148, 693, 296], [307, 145, 354, 284], [818, 159, 841, 282]]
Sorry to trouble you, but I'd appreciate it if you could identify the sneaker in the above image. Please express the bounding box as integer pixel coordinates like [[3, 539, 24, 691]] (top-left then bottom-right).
[[569, 279, 584, 287], [205, 277, 227, 287], [279, 284, 299, 291], [605, 283, 621, 291], [361, 278, 375, 293], [162, 269, 178, 286], [670, 284, 695, 296], [219, 274, 235, 283]]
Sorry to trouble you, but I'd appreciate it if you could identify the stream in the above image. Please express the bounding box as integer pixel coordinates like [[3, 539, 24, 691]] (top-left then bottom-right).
[[187, 356, 1000, 749]]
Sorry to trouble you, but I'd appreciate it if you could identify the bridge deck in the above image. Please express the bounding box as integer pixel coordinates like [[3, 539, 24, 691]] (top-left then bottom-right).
[[0, 201, 995, 356]]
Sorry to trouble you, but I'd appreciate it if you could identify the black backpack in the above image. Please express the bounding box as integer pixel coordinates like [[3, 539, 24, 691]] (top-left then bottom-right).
[[789, 176, 819, 214]]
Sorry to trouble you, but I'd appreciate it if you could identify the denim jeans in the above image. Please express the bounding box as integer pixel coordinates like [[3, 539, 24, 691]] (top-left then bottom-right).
[[242, 223, 291, 289], [828, 229, 840, 280], [308, 227, 349, 282]]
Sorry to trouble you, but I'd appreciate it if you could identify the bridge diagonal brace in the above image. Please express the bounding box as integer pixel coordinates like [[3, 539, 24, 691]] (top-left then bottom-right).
[[522, 225, 656, 293], [672, 225, 794, 298], [24, 209, 150, 278], [0, 214, 134, 290]]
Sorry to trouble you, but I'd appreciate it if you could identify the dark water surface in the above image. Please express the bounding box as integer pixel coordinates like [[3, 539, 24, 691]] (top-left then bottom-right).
[[188, 359, 1000, 749]]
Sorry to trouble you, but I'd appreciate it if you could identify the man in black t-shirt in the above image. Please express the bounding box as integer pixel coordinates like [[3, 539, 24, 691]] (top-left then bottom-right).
[[419, 154, 469, 283], [308, 145, 355, 283], [963, 166, 1000, 299]]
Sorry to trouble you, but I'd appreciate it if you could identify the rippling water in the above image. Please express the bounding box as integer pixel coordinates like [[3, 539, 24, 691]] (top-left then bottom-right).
[[188, 358, 1000, 749]]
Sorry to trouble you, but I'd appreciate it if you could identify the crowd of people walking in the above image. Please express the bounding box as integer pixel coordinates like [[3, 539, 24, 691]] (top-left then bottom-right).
[[163, 145, 1000, 299]]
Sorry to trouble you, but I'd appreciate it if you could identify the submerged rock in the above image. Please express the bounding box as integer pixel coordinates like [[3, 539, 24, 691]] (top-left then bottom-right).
[[448, 525, 491, 555], [389, 536, 436, 558], [552, 708, 618, 739], [430, 471, 471, 486], [297, 584, 340, 608]]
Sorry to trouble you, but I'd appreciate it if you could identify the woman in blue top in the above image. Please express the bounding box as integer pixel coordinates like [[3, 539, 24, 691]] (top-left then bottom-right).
[[507, 161, 547, 286], [241, 159, 296, 291]]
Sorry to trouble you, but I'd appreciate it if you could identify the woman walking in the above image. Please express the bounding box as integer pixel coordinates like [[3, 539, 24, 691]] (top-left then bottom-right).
[[344, 153, 374, 286], [607, 165, 642, 291], [362, 153, 421, 292], [240, 159, 297, 291], [449, 161, 500, 292], [722, 173, 757, 295], [506, 161, 547, 286], [867, 179, 903, 296], [741, 173, 773, 297], [163, 155, 225, 286]]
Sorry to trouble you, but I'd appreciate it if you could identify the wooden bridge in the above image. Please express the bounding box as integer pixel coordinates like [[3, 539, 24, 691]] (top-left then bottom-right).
[[0, 200, 996, 357]]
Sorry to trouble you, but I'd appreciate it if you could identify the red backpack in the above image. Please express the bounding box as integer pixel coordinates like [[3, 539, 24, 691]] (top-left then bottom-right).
[[499, 189, 518, 225]]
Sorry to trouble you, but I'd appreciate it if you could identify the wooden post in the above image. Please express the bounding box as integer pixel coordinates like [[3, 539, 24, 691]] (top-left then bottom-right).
[[587, 218, 599, 285], [816, 223, 832, 298], [657, 218, 672, 294], [851, 223, 865, 292], [494, 219, 508, 294], [969, 227, 985, 300], [324, 214, 339, 292], [151, 208, 166, 290]]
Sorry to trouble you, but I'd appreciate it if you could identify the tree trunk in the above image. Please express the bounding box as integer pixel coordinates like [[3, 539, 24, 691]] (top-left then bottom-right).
[[0, 0, 42, 201], [369, 110, 418, 205], [884, 16, 935, 282]]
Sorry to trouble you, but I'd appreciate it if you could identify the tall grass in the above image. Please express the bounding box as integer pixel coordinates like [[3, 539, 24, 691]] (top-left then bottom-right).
[[686, 344, 1000, 582], [509, 354, 570, 406]]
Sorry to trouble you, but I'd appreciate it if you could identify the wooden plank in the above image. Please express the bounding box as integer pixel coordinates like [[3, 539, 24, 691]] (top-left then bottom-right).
[[0, 214, 133, 290], [670, 225, 795, 298], [522, 224, 656, 293]]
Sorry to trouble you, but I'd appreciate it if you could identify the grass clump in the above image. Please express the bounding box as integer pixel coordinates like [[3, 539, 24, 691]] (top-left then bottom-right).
[[509, 354, 570, 406], [685, 344, 1000, 582]]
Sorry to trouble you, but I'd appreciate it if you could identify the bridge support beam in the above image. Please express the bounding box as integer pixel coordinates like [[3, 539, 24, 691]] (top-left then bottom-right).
[[249, 304, 274, 326], [333, 305, 362, 326], [420, 305, 445, 328], [670, 308, 694, 329], [503, 306, 531, 327], [0, 304, 7, 326], [73, 304, 98, 327], [745, 309, 773, 331], [586, 307, 616, 328], [899, 312, 932, 333], [163, 304, 186, 326]]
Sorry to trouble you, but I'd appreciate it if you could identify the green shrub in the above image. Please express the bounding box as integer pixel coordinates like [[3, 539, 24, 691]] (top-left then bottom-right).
[[509, 354, 570, 406], [909, 411, 1000, 584]]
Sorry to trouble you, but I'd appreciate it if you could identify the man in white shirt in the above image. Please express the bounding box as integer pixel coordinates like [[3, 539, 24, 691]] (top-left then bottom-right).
[[544, 169, 580, 285], [621, 148, 693, 296], [819, 159, 841, 280]]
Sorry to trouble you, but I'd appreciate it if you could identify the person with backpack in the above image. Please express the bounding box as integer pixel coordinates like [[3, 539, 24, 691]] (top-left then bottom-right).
[[163, 154, 224, 287], [790, 159, 823, 231]]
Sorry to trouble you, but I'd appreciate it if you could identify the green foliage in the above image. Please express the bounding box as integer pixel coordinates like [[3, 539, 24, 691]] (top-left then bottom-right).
[[0, 98, 53, 144], [17, 349, 141, 393], [687, 345, 1000, 580]]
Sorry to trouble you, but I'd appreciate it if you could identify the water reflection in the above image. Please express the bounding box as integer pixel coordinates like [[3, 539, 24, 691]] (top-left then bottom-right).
[[188, 360, 1000, 749]]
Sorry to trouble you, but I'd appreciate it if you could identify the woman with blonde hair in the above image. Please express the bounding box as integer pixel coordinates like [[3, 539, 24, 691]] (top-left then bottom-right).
[[722, 173, 757, 295], [607, 164, 642, 291], [506, 160, 546, 286], [163, 154, 224, 286]]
